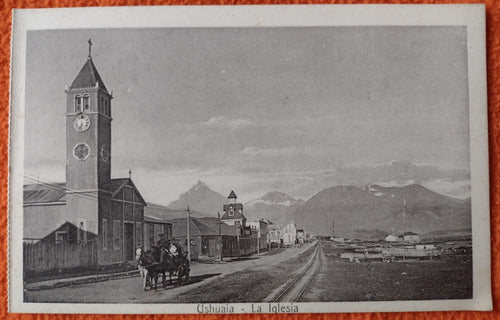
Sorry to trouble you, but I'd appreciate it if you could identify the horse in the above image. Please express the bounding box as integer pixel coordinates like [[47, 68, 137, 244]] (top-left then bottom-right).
[[136, 247, 158, 290], [137, 245, 191, 290], [136, 248, 147, 278]]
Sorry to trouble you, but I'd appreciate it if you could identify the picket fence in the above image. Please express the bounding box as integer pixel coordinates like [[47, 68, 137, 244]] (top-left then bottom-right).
[[23, 241, 97, 272]]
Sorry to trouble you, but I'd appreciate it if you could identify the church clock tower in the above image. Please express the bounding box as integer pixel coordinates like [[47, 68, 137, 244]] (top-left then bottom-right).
[[65, 39, 112, 235], [66, 39, 112, 191]]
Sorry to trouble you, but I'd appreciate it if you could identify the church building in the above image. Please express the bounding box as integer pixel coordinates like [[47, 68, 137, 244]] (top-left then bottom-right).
[[23, 41, 146, 265]]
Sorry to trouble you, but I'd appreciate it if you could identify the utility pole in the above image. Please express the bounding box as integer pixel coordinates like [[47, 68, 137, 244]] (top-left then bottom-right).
[[332, 219, 335, 239], [402, 197, 406, 261], [237, 226, 240, 258], [257, 228, 260, 255], [217, 212, 223, 261], [187, 206, 191, 262]]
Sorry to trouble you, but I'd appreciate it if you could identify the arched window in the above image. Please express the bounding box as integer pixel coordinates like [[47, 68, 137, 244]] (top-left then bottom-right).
[[104, 99, 109, 116], [83, 94, 90, 111], [74, 95, 82, 112]]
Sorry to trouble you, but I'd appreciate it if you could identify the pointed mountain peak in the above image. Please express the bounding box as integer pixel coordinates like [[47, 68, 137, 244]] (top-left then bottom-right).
[[192, 180, 208, 191], [168, 181, 227, 216], [70, 58, 109, 93], [261, 191, 295, 204]]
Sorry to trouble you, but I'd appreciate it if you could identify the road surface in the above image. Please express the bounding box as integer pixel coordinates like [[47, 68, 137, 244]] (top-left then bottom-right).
[[25, 242, 317, 303]]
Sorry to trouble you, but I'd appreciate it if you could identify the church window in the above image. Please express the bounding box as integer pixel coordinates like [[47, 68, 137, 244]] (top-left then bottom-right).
[[102, 219, 108, 251], [113, 220, 121, 250], [73, 143, 90, 160], [135, 222, 142, 248], [229, 207, 234, 216], [74, 95, 82, 112], [104, 99, 109, 116], [55, 231, 67, 244], [83, 94, 90, 111]]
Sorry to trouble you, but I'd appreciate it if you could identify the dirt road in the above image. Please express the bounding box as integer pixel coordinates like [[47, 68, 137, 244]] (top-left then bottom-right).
[[25, 242, 317, 303]]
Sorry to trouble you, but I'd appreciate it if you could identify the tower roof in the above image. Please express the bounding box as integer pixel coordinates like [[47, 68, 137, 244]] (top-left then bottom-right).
[[70, 58, 109, 94], [228, 190, 237, 199]]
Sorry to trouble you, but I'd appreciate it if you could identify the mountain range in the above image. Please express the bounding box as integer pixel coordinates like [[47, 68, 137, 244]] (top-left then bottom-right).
[[288, 184, 470, 238], [164, 177, 471, 238], [289, 160, 470, 200], [244, 191, 305, 223]]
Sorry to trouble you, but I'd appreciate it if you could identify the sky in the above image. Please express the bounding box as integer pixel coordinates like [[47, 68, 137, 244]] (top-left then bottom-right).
[[24, 26, 470, 204]]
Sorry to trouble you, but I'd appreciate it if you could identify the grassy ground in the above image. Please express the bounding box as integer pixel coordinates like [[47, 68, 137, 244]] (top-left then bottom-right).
[[302, 242, 472, 301]]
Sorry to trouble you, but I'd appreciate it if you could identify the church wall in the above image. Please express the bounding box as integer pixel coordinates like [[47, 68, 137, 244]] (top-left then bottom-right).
[[97, 196, 124, 264], [96, 189, 145, 265], [97, 194, 122, 265], [97, 115, 111, 186], [65, 191, 99, 235], [124, 202, 133, 221], [134, 204, 144, 249], [66, 112, 100, 190]]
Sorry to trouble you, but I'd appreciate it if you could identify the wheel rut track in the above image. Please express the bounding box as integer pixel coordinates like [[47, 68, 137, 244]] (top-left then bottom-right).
[[266, 242, 322, 303]]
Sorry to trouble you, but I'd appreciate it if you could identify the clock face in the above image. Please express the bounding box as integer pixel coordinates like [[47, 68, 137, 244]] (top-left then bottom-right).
[[73, 114, 91, 132], [73, 143, 90, 160], [100, 145, 109, 162]]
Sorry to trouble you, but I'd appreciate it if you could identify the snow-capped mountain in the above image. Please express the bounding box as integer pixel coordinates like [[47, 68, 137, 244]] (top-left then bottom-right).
[[245, 191, 304, 223], [290, 160, 470, 200], [167, 181, 227, 216], [288, 184, 471, 238]]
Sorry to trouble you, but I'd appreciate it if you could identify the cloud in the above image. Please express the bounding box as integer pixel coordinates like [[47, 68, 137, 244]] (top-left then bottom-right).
[[420, 179, 471, 199], [240, 146, 300, 157], [200, 116, 254, 130]]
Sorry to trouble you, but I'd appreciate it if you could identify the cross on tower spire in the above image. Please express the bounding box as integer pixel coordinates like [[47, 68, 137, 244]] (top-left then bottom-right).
[[88, 38, 93, 59]]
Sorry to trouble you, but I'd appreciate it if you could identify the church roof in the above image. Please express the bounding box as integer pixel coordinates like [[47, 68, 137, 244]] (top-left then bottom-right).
[[227, 190, 237, 199], [23, 178, 147, 206], [70, 58, 109, 94], [23, 183, 67, 204], [109, 177, 147, 205]]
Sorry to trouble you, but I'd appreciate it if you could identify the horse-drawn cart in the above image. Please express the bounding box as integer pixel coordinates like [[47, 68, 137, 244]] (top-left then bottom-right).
[[137, 246, 190, 291]]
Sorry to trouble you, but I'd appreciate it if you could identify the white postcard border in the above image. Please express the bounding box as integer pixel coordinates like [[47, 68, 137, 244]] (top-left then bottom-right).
[[9, 4, 490, 314]]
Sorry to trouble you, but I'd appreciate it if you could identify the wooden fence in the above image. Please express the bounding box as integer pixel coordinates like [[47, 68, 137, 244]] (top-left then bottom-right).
[[23, 241, 97, 272]]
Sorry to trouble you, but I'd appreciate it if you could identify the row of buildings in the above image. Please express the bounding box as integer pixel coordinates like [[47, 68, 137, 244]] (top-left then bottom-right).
[[24, 184, 309, 263]]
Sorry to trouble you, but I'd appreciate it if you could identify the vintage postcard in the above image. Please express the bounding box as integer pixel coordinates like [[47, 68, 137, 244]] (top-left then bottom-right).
[[9, 4, 490, 314]]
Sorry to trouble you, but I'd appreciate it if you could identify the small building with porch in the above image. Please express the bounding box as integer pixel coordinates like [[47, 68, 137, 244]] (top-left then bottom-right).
[[296, 229, 305, 245], [282, 222, 297, 246], [268, 224, 283, 248], [401, 231, 420, 243]]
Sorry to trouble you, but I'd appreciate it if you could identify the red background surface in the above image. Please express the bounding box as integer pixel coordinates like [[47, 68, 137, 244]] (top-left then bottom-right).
[[0, 0, 497, 319]]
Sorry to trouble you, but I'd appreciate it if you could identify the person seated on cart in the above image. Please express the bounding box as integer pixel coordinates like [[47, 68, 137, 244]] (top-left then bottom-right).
[[157, 234, 168, 248], [167, 238, 184, 265]]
